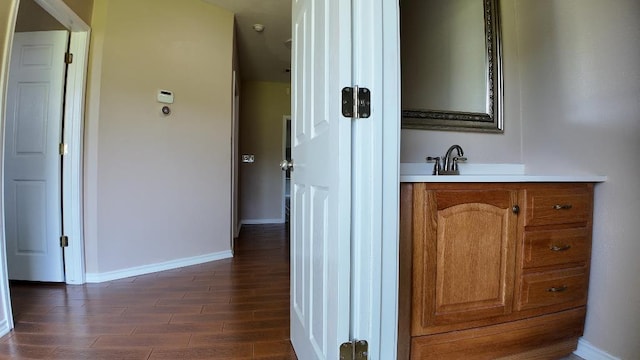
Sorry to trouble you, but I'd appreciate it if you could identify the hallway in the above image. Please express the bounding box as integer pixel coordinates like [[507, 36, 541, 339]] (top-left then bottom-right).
[[0, 224, 295, 359]]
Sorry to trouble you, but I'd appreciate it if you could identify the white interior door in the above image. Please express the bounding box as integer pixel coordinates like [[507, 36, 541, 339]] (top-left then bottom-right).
[[290, 0, 352, 358], [4, 30, 68, 282]]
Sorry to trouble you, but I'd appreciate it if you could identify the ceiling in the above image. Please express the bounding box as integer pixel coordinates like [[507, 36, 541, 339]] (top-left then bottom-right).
[[201, 0, 292, 83]]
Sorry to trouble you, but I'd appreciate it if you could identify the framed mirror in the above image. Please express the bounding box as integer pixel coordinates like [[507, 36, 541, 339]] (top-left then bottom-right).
[[400, 0, 503, 133]]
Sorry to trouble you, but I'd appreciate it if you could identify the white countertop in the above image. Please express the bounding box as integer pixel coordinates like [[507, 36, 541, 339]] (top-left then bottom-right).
[[400, 163, 607, 183]]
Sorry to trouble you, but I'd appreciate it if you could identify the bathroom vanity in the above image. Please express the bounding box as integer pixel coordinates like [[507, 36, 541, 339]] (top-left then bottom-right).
[[398, 174, 605, 359]]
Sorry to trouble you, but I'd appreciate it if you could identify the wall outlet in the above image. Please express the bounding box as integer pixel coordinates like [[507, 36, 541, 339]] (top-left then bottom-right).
[[241, 154, 255, 163]]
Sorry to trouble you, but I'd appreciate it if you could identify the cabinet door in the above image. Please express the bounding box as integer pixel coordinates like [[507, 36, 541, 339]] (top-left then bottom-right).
[[412, 184, 519, 335]]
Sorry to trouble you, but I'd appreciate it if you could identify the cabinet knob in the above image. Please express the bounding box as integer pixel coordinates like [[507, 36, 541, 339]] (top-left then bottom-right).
[[512, 205, 520, 214]]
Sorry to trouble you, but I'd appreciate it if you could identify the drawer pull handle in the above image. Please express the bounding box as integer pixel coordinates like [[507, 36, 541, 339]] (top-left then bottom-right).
[[550, 244, 572, 252], [553, 204, 573, 210], [547, 285, 568, 293]]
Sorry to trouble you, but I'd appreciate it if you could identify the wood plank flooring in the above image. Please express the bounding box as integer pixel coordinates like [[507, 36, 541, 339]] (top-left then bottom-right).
[[0, 224, 296, 359], [0, 223, 586, 359]]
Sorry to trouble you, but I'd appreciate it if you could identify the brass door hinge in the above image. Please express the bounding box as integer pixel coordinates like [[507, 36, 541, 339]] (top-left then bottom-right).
[[339, 340, 368, 360], [65, 52, 73, 64], [59, 143, 68, 155], [60, 235, 69, 248]]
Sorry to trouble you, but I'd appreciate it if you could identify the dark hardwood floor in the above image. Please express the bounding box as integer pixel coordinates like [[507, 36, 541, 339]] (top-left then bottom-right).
[[0, 224, 296, 359], [0, 223, 587, 360]]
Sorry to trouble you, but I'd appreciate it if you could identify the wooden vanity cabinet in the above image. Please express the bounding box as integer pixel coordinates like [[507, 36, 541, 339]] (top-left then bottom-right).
[[399, 182, 594, 360]]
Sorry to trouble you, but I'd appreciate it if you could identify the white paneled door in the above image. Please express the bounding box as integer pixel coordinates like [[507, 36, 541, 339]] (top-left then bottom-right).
[[289, 0, 352, 358], [4, 31, 68, 282]]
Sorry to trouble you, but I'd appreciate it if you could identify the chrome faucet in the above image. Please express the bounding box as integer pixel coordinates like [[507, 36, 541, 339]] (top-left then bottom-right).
[[426, 145, 467, 175]]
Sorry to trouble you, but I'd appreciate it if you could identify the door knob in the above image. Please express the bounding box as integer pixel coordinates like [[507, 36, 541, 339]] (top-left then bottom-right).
[[280, 159, 294, 172]]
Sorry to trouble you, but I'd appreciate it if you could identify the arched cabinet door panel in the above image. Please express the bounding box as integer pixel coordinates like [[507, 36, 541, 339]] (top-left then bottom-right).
[[411, 184, 518, 335]]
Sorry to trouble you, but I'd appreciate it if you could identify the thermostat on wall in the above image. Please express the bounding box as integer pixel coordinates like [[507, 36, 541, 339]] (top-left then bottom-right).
[[157, 89, 174, 104]]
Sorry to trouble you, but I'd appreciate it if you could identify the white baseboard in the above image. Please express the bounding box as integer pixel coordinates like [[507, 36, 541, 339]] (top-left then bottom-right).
[[575, 338, 620, 360], [240, 218, 285, 225], [85, 250, 233, 283]]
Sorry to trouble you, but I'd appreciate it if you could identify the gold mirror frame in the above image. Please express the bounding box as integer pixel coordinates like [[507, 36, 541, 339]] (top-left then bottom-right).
[[401, 0, 504, 133]]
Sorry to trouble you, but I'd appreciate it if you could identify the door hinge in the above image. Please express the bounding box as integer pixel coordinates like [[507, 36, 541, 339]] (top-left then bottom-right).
[[342, 86, 371, 119], [60, 235, 69, 248], [65, 52, 73, 64], [59, 143, 68, 155], [339, 340, 368, 360]]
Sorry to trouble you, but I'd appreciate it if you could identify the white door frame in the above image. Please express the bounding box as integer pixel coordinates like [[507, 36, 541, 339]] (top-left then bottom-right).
[[1, 0, 89, 286], [281, 115, 290, 223], [37, 0, 90, 285], [231, 70, 239, 244], [0, 0, 20, 336], [350, 0, 400, 358]]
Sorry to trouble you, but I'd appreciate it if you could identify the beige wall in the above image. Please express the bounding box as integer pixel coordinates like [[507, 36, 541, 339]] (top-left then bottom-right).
[[62, 0, 93, 25], [239, 81, 290, 223], [516, 1, 640, 358], [0, 0, 18, 332], [84, 0, 234, 273], [400, 0, 522, 164]]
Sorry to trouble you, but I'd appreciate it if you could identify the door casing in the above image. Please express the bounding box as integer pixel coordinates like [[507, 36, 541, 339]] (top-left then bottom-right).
[[349, 0, 401, 358], [0, 0, 90, 296], [45, 0, 91, 285]]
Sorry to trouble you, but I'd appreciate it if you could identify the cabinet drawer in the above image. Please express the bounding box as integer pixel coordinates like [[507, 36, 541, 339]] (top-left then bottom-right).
[[523, 228, 590, 269], [518, 268, 587, 311], [525, 186, 591, 227]]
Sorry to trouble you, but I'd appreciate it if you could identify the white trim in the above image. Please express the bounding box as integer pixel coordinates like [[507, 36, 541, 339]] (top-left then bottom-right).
[[240, 218, 285, 225], [0, 0, 20, 333], [575, 338, 620, 360], [281, 115, 291, 224], [378, 0, 401, 357], [230, 70, 238, 254], [350, 0, 401, 358], [61, 30, 89, 284], [85, 250, 233, 283], [30, 0, 90, 285], [32, 0, 88, 32]]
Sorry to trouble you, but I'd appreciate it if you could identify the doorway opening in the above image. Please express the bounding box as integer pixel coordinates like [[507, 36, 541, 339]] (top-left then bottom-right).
[[282, 115, 291, 226], [4, 1, 70, 283], [1, 0, 90, 292]]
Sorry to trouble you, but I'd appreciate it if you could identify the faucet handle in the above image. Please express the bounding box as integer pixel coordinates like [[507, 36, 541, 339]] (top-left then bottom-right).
[[452, 156, 467, 172], [426, 156, 441, 175]]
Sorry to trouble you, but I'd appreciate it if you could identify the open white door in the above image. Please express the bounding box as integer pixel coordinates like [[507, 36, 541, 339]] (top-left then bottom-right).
[[289, 0, 352, 358], [4, 30, 68, 282]]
